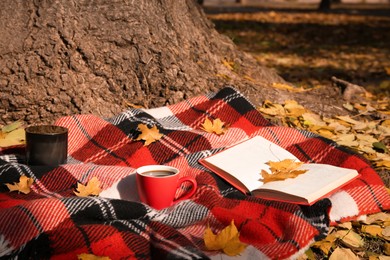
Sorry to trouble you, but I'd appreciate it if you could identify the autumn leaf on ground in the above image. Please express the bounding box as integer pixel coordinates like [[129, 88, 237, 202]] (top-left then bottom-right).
[[0, 121, 26, 148], [77, 253, 111, 260], [335, 229, 364, 249], [201, 118, 228, 135], [361, 224, 383, 237], [258, 100, 286, 117], [204, 220, 247, 256], [260, 159, 307, 183], [135, 124, 163, 146], [272, 82, 306, 92], [311, 232, 337, 255], [284, 100, 307, 117], [222, 59, 235, 71], [74, 177, 102, 197], [329, 247, 359, 260], [6, 175, 34, 194]]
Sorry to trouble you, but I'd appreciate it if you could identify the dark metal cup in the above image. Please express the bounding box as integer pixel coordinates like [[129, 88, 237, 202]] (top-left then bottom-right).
[[25, 125, 68, 166]]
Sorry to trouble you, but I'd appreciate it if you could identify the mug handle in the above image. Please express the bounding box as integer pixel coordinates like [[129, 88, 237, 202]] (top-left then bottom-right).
[[174, 176, 197, 202]]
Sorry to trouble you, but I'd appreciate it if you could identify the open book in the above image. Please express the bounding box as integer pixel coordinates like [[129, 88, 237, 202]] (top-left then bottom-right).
[[199, 136, 359, 205]]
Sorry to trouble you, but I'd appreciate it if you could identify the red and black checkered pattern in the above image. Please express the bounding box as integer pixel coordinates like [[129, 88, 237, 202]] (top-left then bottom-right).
[[0, 87, 389, 259]]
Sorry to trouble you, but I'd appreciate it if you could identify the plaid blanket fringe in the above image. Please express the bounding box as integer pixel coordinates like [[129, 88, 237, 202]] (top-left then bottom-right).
[[0, 86, 389, 259]]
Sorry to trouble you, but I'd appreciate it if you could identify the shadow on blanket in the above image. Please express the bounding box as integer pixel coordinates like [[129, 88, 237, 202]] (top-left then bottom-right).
[[1, 87, 389, 259]]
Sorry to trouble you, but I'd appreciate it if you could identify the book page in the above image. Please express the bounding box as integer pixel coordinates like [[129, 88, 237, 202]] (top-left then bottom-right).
[[202, 136, 299, 192], [255, 164, 358, 204]]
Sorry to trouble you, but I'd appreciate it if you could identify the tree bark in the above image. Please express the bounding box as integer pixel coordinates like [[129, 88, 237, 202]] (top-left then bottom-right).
[[0, 0, 344, 125]]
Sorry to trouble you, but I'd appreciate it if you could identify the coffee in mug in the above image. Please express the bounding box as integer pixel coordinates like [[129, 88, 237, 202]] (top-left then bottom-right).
[[136, 165, 197, 210], [141, 170, 176, 177]]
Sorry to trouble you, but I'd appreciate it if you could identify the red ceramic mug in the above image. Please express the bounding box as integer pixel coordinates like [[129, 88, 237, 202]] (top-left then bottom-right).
[[136, 165, 197, 210]]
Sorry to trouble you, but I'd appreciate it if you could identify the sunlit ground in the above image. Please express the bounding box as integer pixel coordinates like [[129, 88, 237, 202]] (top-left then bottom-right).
[[206, 3, 390, 97]]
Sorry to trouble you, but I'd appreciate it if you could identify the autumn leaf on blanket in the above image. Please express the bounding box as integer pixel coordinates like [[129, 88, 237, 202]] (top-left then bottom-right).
[[0, 121, 26, 148], [6, 175, 34, 194], [201, 118, 228, 135], [260, 159, 307, 183], [204, 220, 247, 256], [74, 177, 102, 197], [135, 124, 163, 146], [77, 253, 111, 260]]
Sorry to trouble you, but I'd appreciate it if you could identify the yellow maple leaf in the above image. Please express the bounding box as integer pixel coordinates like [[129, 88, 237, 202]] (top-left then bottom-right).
[[6, 175, 34, 194], [0, 121, 26, 148], [74, 177, 102, 197], [201, 118, 228, 135], [312, 232, 337, 255], [77, 253, 111, 260], [261, 159, 307, 183], [374, 160, 390, 169], [204, 220, 247, 256], [271, 82, 312, 93], [135, 124, 163, 146], [361, 224, 383, 237], [284, 100, 307, 117], [258, 101, 286, 117]]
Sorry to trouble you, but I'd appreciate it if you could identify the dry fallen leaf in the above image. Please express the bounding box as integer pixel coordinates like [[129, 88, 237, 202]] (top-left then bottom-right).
[[311, 232, 337, 255], [6, 175, 34, 194], [260, 159, 307, 183], [135, 124, 163, 146], [258, 100, 286, 117], [361, 224, 383, 237], [201, 118, 228, 135], [385, 67, 390, 76], [0, 121, 26, 148], [384, 243, 390, 255], [364, 212, 390, 225], [329, 247, 359, 260], [74, 177, 102, 197], [256, 91, 390, 259], [272, 83, 307, 93], [222, 59, 235, 71], [382, 226, 390, 238], [204, 220, 247, 256], [335, 229, 364, 249], [77, 253, 111, 260]]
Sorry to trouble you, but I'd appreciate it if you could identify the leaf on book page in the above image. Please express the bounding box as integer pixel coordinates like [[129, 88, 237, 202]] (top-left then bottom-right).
[[135, 123, 163, 146], [6, 175, 34, 194], [260, 159, 307, 183], [201, 118, 228, 135], [204, 220, 247, 256], [74, 177, 102, 197]]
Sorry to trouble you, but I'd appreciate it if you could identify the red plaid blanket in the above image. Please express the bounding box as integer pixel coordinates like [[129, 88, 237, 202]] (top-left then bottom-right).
[[1, 87, 389, 259]]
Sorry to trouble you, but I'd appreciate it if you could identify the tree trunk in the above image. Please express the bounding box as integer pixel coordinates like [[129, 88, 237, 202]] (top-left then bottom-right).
[[0, 0, 343, 125]]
